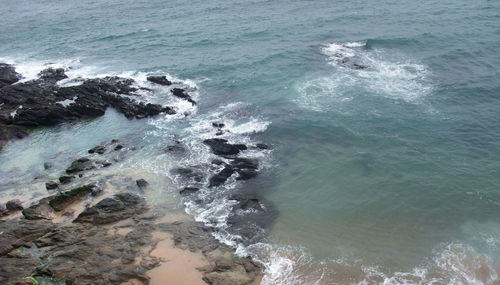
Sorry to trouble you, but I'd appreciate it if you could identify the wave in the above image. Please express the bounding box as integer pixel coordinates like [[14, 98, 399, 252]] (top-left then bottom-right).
[[248, 242, 499, 285], [295, 41, 433, 112]]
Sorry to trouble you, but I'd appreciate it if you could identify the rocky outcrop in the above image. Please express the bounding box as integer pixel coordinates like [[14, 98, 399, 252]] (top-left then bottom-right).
[[49, 184, 100, 211], [0, 64, 176, 149], [171, 88, 196, 105], [0, 63, 21, 88], [74, 193, 147, 224], [147, 75, 172, 86], [203, 138, 247, 156]]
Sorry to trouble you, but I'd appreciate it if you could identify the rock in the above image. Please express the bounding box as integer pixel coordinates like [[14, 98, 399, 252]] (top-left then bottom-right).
[[22, 197, 53, 220], [171, 88, 196, 105], [164, 141, 185, 154], [49, 184, 96, 211], [0, 68, 176, 149], [231, 157, 258, 170], [136, 179, 149, 189], [170, 167, 203, 183], [38, 67, 68, 82], [147, 75, 172, 86], [212, 122, 225, 128], [0, 63, 21, 88], [88, 144, 106, 154], [229, 194, 263, 211], [179, 187, 199, 196], [209, 166, 235, 187], [211, 159, 224, 165], [74, 193, 147, 224], [66, 157, 94, 174], [256, 143, 269, 149], [231, 158, 259, 181], [6, 199, 23, 211], [0, 219, 55, 256], [0, 204, 7, 216], [46, 181, 59, 190], [43, 162, 53, 170], [203, 138, 247, 156], [114, 144, 124, 151], [58, 175, 75, 184]]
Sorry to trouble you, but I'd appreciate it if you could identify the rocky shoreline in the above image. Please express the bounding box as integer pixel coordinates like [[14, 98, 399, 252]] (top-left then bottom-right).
[[0, 64, 267, 285]]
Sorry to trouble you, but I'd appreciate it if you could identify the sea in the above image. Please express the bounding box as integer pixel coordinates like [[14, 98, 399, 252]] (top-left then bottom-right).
[[1, 0, 500, 284]]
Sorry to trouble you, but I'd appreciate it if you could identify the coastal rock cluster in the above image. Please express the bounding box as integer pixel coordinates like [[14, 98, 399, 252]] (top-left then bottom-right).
[[0, 140, 262, 284], [0, 63, 200, 149], [0, 62, 269, 284]]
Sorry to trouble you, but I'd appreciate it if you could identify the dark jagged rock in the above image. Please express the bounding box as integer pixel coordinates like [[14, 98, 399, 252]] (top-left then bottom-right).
[[170, 167, 204, 183], [0, 66, 176, 149], [256, 143, 269, 149], [88, 144, 106, 154], [66, 157, 94, 174], [171, 88, 196, 105], [0, 63, 21, 88], [136, 179, 149, 189], [209, 166, 235, 187], [114, 144, 124, 150], [147, 75, 172, 86], [6, 199, 23, 211], [49, 184, 97, 211], [58, 175, 75, 184], [179, 187, 200, 196], [46, 181, 59, 190], [22, 197, 53, 220], [164, 141, 185, 154], [203, 138, 247, 156], [212, 122, 225, 128], [74, 193, 147, 224], [38, 67, 68, 83]]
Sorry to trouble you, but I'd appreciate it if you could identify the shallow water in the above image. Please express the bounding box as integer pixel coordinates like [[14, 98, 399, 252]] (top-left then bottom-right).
[[2, 0, 500, 283]]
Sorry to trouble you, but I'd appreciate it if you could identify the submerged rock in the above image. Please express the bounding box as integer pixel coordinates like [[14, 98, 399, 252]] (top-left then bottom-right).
[[179, 187, 200, 196], [43, 161, 53, 170], [147, 75, 172, 86], [136, 178, 149, 189], [170, 167, 204, 183]]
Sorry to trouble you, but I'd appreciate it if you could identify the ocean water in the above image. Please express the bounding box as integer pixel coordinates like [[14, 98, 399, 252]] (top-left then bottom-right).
[[1, 0, 500, 283]]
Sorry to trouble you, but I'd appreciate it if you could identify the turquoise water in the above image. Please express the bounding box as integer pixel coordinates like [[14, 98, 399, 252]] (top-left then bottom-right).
[[2, 0, 500, 283]]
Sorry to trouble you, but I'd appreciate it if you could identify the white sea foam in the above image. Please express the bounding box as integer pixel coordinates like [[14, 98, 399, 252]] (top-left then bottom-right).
[[248, 242, 500, 285], [296, 42, 433, 112]]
